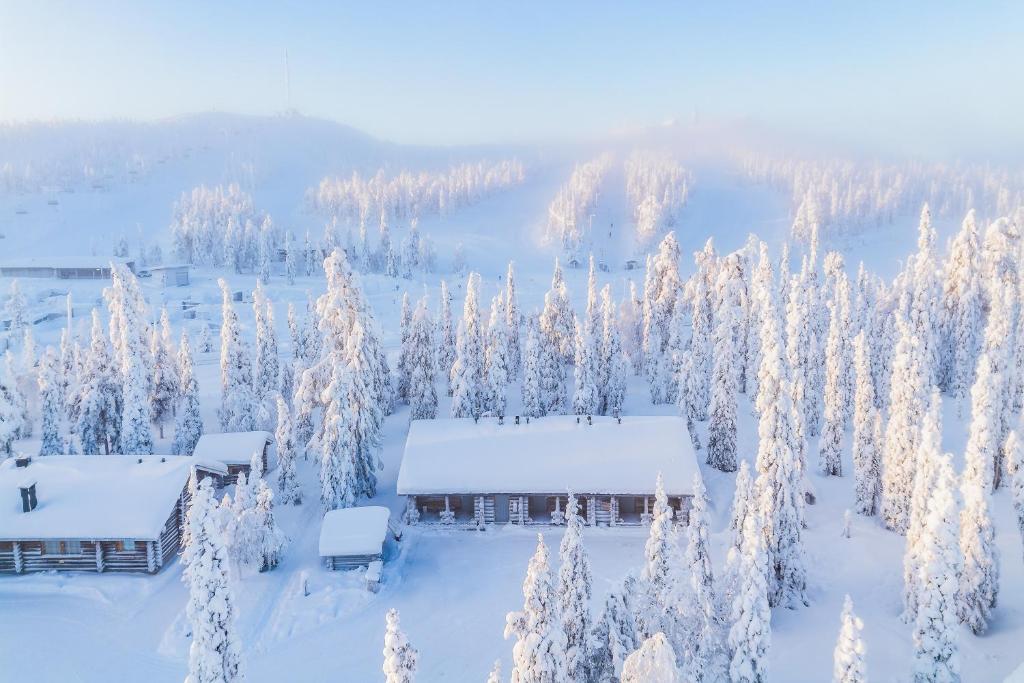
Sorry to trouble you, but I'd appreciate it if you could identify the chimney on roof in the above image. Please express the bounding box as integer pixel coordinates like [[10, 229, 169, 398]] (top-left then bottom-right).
[[498, 415, 504, 426], [515, 415, 520, 425], [137, 458, 143, 464], [576, 416, 580, 424], [587, 415, 592, 426], [19, 481, 37, 512]]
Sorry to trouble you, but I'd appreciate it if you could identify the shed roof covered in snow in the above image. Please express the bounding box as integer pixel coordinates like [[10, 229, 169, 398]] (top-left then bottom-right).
[[397, 415, 698, 496], [192, 431, 273, 466], [0, 456, 226, 541], [318, 506, 391, 558]]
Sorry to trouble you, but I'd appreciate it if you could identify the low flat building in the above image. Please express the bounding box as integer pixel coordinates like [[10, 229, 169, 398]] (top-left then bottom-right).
[[397, 415, 698, 528], [192, 431, 273, 485], [0, 257, 135, 279], [146, 264, 190, 287], [0, 455, 225, 575]]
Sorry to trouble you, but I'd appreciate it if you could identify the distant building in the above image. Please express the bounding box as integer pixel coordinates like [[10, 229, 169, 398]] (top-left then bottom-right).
[[145, 264, 190, 287], [0, 455, 225, 575], [0, 257, 135, 280], [397, 415, 698, 528], [192, 431, 273, 485]]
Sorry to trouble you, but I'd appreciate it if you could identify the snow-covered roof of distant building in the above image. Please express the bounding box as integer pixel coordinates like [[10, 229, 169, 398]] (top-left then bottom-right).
[[397, 415, 698, 496], [0, 257, 134, 270], [0, 455, 226, 541], [318, 506, 390, 557], [192, 431, 273, 466], [145, 264, 190, 271]]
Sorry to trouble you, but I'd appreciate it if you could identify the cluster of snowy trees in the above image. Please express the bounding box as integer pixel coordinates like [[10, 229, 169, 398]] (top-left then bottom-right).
[[546, 154, 613, 263], [0, 269, 205, 458], [742, 155, 1024, 242], [170, 184, 276, 270], [306, 160, 525, 225], [625, 152, 692, 249]]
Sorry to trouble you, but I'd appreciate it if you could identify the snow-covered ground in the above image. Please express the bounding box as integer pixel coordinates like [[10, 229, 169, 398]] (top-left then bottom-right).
[[0, 118, 1021, 681]]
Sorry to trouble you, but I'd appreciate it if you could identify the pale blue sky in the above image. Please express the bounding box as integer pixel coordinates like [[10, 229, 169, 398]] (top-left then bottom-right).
[[1, 1, 1022, 155]]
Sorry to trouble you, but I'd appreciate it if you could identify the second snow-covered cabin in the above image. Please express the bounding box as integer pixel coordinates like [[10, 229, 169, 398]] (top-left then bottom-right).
[[0, 455, 225, 575], [319, 505, 391, 578], [397, 415, 698, 528], [192, 431, 273, 485]]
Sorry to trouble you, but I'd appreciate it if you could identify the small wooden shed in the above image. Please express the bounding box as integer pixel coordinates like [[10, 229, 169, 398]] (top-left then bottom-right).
[[319, 506, 391, 574]]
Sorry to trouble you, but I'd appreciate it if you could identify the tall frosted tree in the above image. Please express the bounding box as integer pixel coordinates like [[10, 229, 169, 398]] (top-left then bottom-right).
[[506, 261, 522, 377], [450, 273, 486, 419], [396, 292, 413, 403], [382, 608, 418, 683], [539, 258, 577, 364], [621, 633, 682, 683], [728, 511, 771, 683], [944, 211, 983, 407], [521, 317, 544, 418], [852, 331, 881, 515], [590, 578, 641, 682], [1009, 430, 1024, 562], [437, 280, 457, 391], [979, 282, 1014, 489], [558, 493, 592, 683], [902, 390, 942, 624], [274, 395, 301, 505], [0, 356, 24, 456], [819, 274, 851, 477], [218, 279, 257, 432], [172, 331, 203, 456], [183, 475, 243, 683], [681, 473, 726, 682], [38, 347, 65, 455], [729, 460, 755, 551], [319, 361, 359, 511], [504, 534, 568, 683], [832, 595, 867, 683], [6, 279, 28, 334], [149, 316, 178, 439], [911, 454, 961, 683], [686, 265, 714, 421], [408, 297, 439, 421], [486, 293, 512, 417], [572, 313, 601, 416], [253, 284, 280, 404], [707, 271, 740, 472], [600, 285, 628, 416], [107, 265, 153, 454], [76, 309, 120, 454]]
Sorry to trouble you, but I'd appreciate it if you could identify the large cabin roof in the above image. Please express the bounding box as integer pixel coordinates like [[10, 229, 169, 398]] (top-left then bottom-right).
[[397, 415, 698, 497], [0, 455, 225, 541]]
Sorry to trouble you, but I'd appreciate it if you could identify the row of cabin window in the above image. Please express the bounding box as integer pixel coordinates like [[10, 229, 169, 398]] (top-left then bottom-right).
[[0, 540, 140, 554]]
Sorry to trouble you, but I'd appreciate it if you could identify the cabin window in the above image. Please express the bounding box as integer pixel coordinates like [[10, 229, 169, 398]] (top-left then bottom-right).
[[121, 540, 136, 552], [42, 540, 81, 555], [0, 541, 12, 552]]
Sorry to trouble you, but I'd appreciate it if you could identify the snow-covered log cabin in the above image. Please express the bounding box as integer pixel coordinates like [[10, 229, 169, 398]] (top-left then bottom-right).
[[192, 431, 273, 485], [397, 415, 698, 528], [0, 455, 226, 575], [319, 506, 391, 582]]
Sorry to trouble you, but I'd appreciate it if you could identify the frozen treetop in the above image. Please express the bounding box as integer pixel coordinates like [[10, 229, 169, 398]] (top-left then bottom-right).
[[0, 455, 226, 540], [192, 431, 273, 466], [397, 415, 698, 496], [318, 505, 391, 557]]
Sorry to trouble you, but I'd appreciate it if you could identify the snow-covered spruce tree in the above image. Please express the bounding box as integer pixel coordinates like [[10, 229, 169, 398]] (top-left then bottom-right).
[[881, 302, 928, 535], [0, 357, 24, 456], [149, 325, 177, 439], [172, 331, 203, 455], [539, 258, 576, 364], [538, 311, 567, 415], [106, 265, 153, 454], [572, 314, 601, 416], [783, 272, 810, 472], [746, 242, 772, 410], [450, 273, 486, 419], [979, 282, 1015, 490], [797, 254, 825, 439], [5, 279, 28, 334], [911, 454, 962, 683], [621, 281, 644, 377], [902, 390, 943, 623], [729, 460, 755, 551], [833, 595, 867, 683], [638, 473, 677, 640], [437, 280, 457, 392], [408, 297, 439, 421], [342, 322, 385, 498], [959, 377, 1001, 634], [217, 279, 257, 432], [284, 230, 297, 285], [182, 475, 243, 683], [590, 579, 641, 682], [686, 264, 714, 421], [909, 204, 942, 388], [257, 216, 273, 284], [521, 317, 544, 418], [1010, 431, 1024, 562], [621, 632, 682, 683], [944, 211, 983, 408], [76, 309, 120, 454], [558, 493, 592, 682], [819, 286, 850, 477], [601, 284, 628, 416], [707, 272, 740, 472], [396, 292, 413, 403], [319, 360, 359, 511], [253, 478, 286, 571], [728, 510, 771, 683], [852, 331, 881, 515], [252, 284, 280, 405], [506, 262, 522, 378], [681, 472, 726, 682], [38, 347, 64, 455], [383, 608, 418, 683], [197, 323, 213, 354], [486, 293, 511, 417], [504, 534, 568, 683], [274, 394, 301, 505]]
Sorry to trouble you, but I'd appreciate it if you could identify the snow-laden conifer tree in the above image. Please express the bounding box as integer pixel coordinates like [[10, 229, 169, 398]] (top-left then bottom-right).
[[621, 281, 644, 377], [486, 293, 511, 417], [638, 474, 677, 640], [342, 322, 385, 498], [910, 205, 942, 387], [257, 216, 272, 284], [911, 454, 961, 683], [107, 265, 153, 454], [396, 292, 413, 403], [1010, 430, 1024, 561], [183, 475, 243, 683], [383, 608, 418, 683], [450, 273, 486, 419], [319, 361, 359, 511], [506, 262, 521, 377], [486, 660, 502, 683], [76, 309, 120, 454], [798, 254, 825, 439], [172, 331, 203, 455], [408, 297, 438, 421], [521, 317, 543, 418], [944, 211, 983, 406], [437, 280, 457, 391], [504, 534, 568, 683], [746, 242, 772, 409], [538, 312, 567, 415], [729, 461, 754, 551], [882, 302, 928, 535], [149, 316, 178, 439], [728, 510, 771, 683], [0, 356, 24, 456], [590, 579, 641, 683], [557, 493, 592, 682], [902, 390, 943, 623], [979, 282, 1014, 490], [274, 394, 301, 505], [681, 472, 726, 682], [38, 347, 64, 455], [253, 478, 285, 571], [218, 279, 257, 432], [600, 285, 627, 416], [819, 273, 852, 477], [852, 331, 881, 515], [198, 324, 213, 354], [6, 279, 28, 334], [252, 284, 280, 405], [572, 313, 601, 416], [833, 595, 867, 683], [707, 271, 740, 472], [284, 230, 297, 285], [621, 632, 681, 683], [539, 258, 576, 364], [687, 264, 714, 421]]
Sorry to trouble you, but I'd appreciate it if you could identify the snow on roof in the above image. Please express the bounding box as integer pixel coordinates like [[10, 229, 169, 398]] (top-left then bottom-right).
[[0, 456, 226, 541], [318, 506, 391, 558], [0, 257, 134, 270], [192, 431, 273, 465], [397, 415, 698, 497]]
